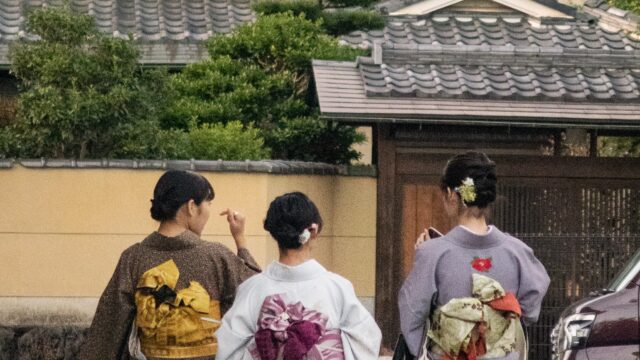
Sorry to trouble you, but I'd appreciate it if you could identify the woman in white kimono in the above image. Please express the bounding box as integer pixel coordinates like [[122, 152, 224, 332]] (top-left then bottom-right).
[[216, 192, 382, 360]]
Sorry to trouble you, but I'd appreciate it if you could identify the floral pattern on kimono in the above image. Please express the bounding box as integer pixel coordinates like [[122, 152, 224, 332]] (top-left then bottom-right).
[[428, 274, 524, 360], [248, 294, 345, 360]]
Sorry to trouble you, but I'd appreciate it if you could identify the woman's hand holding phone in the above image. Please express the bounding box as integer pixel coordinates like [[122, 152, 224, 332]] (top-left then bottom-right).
[[415, 227, 443, 250]]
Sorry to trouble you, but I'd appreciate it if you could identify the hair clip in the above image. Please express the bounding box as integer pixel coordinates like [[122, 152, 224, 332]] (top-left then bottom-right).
[[298, 223, 318, 245], [455, 177, 477, 204], [299, 229, 311, 245]]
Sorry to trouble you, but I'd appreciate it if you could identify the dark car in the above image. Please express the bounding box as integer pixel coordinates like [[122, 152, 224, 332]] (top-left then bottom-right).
[[550, 249, 640, 360]]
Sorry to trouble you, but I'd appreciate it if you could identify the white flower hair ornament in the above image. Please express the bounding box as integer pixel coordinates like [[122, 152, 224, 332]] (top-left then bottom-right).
[[298, 223, 319, 245], [455, 177, 477, 205]]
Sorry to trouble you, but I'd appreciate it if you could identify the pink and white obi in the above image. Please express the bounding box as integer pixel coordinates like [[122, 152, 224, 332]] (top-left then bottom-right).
[[248, 294, 345, 360]]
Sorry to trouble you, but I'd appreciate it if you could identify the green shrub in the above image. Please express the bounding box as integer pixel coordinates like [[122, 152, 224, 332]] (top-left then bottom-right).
[[9, 6, 171, 159], [266, 117, 365, 164], [253, 0, 323, 20], [598, 136, 640, 157], [163, 57, 308, 130], [608, 0, 640, 14], [189, 121, 270, 160], [109, 121, 191, 160], [252, 2, 385, 37], [326, 0, 378, 8], [0, 127, 16, 159], [207, 13, 362, 96], [322, 10, 385, 36]]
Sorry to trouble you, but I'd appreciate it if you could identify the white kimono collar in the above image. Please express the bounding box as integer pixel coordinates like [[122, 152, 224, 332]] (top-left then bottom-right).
[[265, 259, 327, 282]]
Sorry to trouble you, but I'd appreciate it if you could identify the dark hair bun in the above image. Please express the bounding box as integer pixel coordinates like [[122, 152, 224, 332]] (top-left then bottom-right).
[[264, 192, 323, 250], [441, 151, 497, 208], [150, 198, 181, 222], [150, 170, 215, 222]]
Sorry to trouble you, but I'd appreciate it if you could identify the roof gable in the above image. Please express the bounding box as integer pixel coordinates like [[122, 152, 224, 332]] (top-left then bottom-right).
[[390, 0, 573, 19]]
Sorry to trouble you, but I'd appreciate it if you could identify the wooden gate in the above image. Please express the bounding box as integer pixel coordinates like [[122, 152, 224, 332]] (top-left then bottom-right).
[[376, 126, 640, 359]]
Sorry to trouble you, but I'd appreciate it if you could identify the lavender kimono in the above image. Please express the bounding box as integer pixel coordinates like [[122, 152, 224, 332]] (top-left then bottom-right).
[[398, 226, 550, 359]]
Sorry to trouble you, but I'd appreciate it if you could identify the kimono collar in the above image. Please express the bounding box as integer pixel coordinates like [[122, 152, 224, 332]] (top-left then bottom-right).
[[446, 225, 504, 249], [142, 230, 204, 251], [265, 259, 327, 282]]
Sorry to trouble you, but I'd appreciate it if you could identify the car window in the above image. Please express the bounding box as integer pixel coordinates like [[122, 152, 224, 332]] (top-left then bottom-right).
[[608, 248, 640, 292]]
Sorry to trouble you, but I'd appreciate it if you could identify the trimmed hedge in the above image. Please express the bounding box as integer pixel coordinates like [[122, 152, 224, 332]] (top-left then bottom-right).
[[322, 10, 386, 36], [253, 0, 385, 36], [253, 0, 323, 20]]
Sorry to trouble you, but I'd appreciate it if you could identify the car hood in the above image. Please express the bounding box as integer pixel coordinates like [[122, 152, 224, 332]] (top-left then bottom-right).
[[560, 290, 622, 318]]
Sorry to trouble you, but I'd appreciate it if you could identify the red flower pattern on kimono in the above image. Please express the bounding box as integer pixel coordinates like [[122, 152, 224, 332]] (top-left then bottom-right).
[[471, 257, 492, 272]]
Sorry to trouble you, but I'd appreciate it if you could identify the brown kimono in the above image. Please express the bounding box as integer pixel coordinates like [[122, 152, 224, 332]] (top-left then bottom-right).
[[78, 230, 261, 360]]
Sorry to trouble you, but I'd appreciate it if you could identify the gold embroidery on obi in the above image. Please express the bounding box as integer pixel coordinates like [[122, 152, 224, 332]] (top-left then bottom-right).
[[134, 259, 220, 358]]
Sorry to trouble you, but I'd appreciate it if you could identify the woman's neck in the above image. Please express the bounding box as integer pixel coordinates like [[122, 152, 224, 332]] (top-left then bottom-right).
[[458, 212, 489, 235], [157, 220, 189, 237], [279, 247, 312, 266]]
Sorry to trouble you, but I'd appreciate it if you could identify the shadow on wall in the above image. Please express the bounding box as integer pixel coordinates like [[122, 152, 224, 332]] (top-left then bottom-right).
[[0, 326, 87, 360]]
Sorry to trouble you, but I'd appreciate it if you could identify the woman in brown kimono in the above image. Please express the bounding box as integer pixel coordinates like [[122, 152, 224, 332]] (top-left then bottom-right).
[[78, 170, 261, 360]]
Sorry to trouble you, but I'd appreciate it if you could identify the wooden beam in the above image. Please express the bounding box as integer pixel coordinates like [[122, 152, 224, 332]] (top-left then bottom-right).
[[375, 124, 399, 348], [396, 153, 640, 179]]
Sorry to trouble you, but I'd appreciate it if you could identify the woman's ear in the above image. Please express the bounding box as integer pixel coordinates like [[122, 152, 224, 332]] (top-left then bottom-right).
[[309, 223, 319, 240], [186, 199, 198, 217], [446, 187, 454, 202], [446, 187, 460, 206]]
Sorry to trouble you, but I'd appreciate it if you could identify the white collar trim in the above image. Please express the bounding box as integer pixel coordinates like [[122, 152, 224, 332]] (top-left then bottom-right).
[[459, 224, 495, 236], [265, 259, 327, 282]]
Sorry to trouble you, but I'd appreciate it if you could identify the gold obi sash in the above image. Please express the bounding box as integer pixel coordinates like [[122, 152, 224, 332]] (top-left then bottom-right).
[[134, 259, 220, 358]]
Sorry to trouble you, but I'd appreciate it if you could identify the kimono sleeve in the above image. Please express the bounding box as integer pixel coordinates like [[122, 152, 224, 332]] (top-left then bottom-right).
[[516, 245, 550, 325], [215, 278, 260, 360], [398, 243, 440, 356], [336, 276, 382, 360], [78, 248, 137, 360], [216, 244, 261, 311]]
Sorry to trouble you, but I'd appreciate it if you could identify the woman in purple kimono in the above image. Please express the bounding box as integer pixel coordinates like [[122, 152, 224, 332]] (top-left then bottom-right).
[[398, 151, 550, 360]]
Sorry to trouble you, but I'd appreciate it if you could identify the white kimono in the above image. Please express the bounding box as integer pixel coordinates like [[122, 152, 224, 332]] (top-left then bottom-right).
[[215, 259, 382, 360]]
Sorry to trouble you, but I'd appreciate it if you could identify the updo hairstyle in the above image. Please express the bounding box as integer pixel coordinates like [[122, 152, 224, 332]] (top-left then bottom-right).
[[441, 151, 497, 208], [263, 192, 324, 250], [150, 170, 215, 221]]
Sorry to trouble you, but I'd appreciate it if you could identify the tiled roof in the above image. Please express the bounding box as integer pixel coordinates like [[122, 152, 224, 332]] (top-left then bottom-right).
[[0, 0, 255, 66], [318, 6, 640, 127], [341, 16, 640, 50], [0, 158, 377, 176], [332, 14, 640, 104], [358, 57, 640, 101], [375, 0, 576, 18], [312, 60, 640, 127]]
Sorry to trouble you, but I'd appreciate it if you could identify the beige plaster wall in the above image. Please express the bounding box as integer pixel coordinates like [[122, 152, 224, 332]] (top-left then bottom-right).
[[0, 166, 376, 298]]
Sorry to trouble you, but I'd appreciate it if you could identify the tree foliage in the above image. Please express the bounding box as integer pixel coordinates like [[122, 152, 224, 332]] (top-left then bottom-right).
[[163, 57, 307, 130], [267, 117, 365, 164], [189, 121, 271, 160], [2, 8, 367, 164], [6, 6, 173, 159], [253, 0, 384, 36], [608, 0, 640, 14], [207, 13, 362, 95], [598, 136, 640, 157], [168, 13, 366, 164]]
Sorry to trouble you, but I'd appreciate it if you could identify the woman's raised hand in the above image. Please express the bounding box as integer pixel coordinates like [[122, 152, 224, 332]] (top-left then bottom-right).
[[414, 228, 430, 250], [220, 209, 248, 249]]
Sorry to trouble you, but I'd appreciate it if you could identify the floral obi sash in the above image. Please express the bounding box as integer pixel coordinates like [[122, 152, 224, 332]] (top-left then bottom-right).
[[249, 294, 345, 360], [134, 259, 220, 358], [428, 274, 524, 360]]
